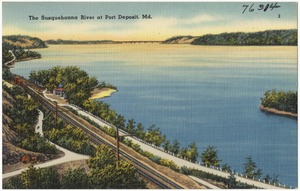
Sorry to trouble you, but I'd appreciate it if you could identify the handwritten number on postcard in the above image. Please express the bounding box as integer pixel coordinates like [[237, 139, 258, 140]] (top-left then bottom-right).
[[242, 3, 280, 14]]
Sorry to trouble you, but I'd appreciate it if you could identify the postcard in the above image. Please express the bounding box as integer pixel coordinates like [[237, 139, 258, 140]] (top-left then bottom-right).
[[2, 1, 297, 189]]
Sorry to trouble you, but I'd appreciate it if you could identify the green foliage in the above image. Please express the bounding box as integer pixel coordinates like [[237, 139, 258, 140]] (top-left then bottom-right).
[[225, 172, 237, 189], [13, 49, 41, 61], [5, 84, 26, 97], [3, 67, 13, 80], [243, 156, 262, 179], [179, 142, 198, 162], [135, 123, 146, 139], [43, 113, 95, 155], [3, 85, 58, 155], [131, 142, 142, 153], [5, 145, 146, 189], [2, 35, 44, 66], [149, 155, 161, 164], [88, 145, 116, 169], [141, 150, 155, 158], [191, 29, 297, 45], [125, 119, 136, 134], [82, 99, 118, 124], [261, 90, 297, 113], [18, 133, 58, 155], [163, 35, 194, 43], [163, 140, 171, 151], [38, 167, 61, 189], [11, 166, 60, 189], [180, 166, 191, 175], [189, 168, 256, 189], [221, 163, 232, 173], [145, 125, 166, 147], [61, 168, 90, 189], [3, 176, 23, 189], [4, 92, 39, 126], [97, 81, 118, 90], [201, 146, 221, 167], [20, 165, 40, 189], [159, 158, 179, 172], [170, 139, 181, 155], [3, 35, 47, 49], [263, 174, 279, 184], [29, 66, 100, 106], [2, 45, 14, 64], [89, 145, 146, 189], [101, 125, 116, 137]]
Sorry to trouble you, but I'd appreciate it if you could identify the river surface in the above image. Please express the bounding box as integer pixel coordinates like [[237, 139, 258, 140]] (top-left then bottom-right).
[[11, 44, 297, 187]]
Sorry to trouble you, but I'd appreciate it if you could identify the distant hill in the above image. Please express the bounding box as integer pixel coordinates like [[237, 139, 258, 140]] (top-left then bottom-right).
[[3, 35, 47, 49], [163, 29, 297, 46], [46, 39, 116, 44], [163, 36, 197, 44]]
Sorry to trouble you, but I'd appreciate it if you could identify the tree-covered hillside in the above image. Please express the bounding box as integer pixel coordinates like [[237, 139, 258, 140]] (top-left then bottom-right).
[[163, 36, 196, 44], [2, 35, 46, 65], [191, 29, 297, 46], [163, 29, 297, 45], [261, 90, 297, 113], [3, 35, 47, 49]]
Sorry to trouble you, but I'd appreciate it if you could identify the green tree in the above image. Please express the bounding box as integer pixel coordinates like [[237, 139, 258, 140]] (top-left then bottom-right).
[[201, 146, 221, 167], [3, 176, 23, 189], [20, 165, 40, 189], [135, 123, 146, 139], [114, 114, 126, 129], [163, 140, 171, 152], [221, 163, 232, 173], [3, 67, 13, 80], [126, 119, 136, 134], [88, 145, 116, 169], [180, 166, 191, 175], [145, 125, 166, 146], [263, 174, 279, 184], [15, 123, 35, 139], [226, 172, 237, 189], [61, 168, 90, 189], [89, 145, 146, 189], [186, 142, 198, 162], [39, 167, 60, 189], [159, 158, 179, 172], [170, 139, 180, 155], [243, 156, 262, 179]]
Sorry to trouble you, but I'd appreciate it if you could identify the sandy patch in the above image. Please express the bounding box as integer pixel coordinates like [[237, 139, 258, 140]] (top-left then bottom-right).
[[90, 88, 117, 100], [260, 105, 297, 119]]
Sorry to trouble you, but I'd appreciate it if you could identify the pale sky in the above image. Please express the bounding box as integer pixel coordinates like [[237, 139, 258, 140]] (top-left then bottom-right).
[[2, 2, 298, 41]]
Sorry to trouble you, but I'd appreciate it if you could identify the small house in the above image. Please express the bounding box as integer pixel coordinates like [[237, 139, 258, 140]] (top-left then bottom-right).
[[53, 87, 65, 97]]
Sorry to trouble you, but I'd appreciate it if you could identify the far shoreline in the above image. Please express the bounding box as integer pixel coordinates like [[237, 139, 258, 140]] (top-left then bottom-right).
[[259, 105, 297, 119]]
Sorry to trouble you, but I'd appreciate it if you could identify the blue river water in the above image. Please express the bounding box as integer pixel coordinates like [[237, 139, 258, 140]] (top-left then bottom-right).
[[11, 44, 297, 187]]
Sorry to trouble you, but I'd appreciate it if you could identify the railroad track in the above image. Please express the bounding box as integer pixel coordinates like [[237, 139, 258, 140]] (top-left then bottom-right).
[[25, 85, 183, 189]]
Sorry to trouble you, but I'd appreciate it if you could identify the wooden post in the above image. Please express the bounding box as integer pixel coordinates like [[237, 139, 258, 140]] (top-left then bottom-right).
[[55, 101, 58, 125], [116, 126, 120, 161]]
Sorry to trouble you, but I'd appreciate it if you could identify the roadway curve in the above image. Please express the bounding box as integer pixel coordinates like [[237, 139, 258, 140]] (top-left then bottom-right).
[[2, 110, 89, 179], [4, 50, 16, 67]]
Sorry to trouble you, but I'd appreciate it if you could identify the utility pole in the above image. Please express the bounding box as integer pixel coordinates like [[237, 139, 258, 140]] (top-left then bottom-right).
[[115, 126, 131, 162], [55, 101, 58, 125], [116, 126, 120, 161]]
